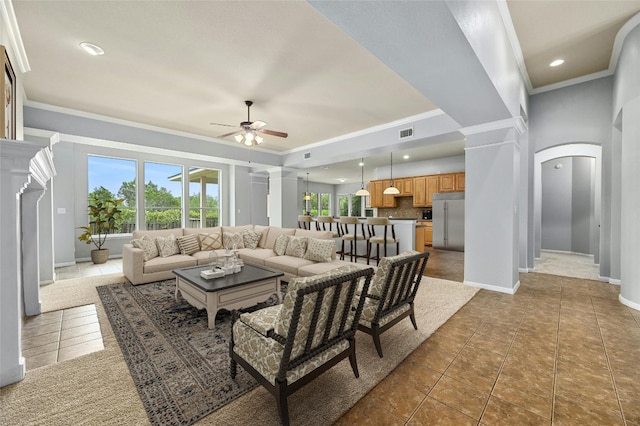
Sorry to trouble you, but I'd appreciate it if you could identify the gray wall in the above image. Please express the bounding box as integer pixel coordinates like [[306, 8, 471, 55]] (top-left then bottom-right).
[[571, 157, 594, 255]]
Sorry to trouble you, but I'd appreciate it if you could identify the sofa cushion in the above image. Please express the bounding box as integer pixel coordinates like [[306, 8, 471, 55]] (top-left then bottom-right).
[[242, 230, 262, 249], [285, 236, 307, 258], [264, 256, 314, 277], [177, 234, 200, 255], [222, 225, 254, 234], [273, 234, 289, 256], [238, 248, 276, 266], [143, 254, 197, 274], [294, 229, 333, 240], [298, 260, 372, 277], [265, 228, 296, 250], [223, 232, 245, 249], [303, 238, 335, 263], [130, 235, 159, 261], [198, 232, 223, 250], [155, 234, 180, 257], [132, 228, 184, 240], [254, 225, 270, 248]]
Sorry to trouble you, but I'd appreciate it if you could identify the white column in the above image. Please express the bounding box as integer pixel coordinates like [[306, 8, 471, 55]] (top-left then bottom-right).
[[620, 96, 640, 310], [463, 127, 521, 294], [267, 167, 299, 228], [250, 173, 269, 226], [1, 140, 52, 387]]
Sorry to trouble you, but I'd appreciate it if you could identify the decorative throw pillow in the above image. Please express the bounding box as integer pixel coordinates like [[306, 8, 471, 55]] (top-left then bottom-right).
[[155, 234, 180, 257], [303, 238, 335, 263], [176, 234, 200, 255], [285, 236, 307, 258], [274, 234, 289, 256], [223, 232, 245, 250], [242, 230, 262, 250], [131, 235, 159, 261], [199, 232, 223, 250]]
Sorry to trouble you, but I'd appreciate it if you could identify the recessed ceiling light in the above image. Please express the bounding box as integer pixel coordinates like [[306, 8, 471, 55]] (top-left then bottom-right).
[[80, 42, 104, 56], [403, 155, 410, 160], [337, 178, 347, 183], [358, 161, 364, 167], [549, 59, 564, 67], [322, 166, 329, 170]]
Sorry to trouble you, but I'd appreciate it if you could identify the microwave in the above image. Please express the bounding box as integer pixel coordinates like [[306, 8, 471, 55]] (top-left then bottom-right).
[[422, 208, 432, 220]]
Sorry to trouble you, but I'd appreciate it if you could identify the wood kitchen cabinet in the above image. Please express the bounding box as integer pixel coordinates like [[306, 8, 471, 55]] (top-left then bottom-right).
[[369, 180, 396, 208], [424, 221, 433, 246], [396, 178, 413, 196], [413, 177, 426, 207], [426, 176, 439, 206], [455, 172, 465, 191], [439, 173, 465, 192]]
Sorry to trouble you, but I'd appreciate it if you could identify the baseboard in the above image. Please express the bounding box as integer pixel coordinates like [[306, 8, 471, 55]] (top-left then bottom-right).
[[464, 280, 520, 295], [619, 294, 640, 312], [609, 279, 621, 286], [55, 261, 76, 268], [39, 280, 54, 286], [75, 254, 123, 263], [518, 268, 528, 273], [598, 275, 609, 283], [540, 249, 594, 258]]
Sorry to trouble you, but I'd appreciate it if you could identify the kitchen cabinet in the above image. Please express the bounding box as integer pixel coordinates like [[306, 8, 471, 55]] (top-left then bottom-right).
[[439, 173, 465, 192], [424, 221, 432, 246], [369, 180, 396, 208], [415, 225, 426, 252], [426, 176, 439, 206], [396, 178, 413, 196], [412, 177, 426, 207]]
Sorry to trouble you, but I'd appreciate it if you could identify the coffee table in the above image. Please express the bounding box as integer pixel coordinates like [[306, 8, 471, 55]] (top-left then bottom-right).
[[173, 263, 284, 329]]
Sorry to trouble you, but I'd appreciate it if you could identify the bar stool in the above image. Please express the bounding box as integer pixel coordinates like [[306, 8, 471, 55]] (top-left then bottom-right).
[[297, 215, 313, 230], [338, 217, 368, 262], [366, 217, 400, 265], [316, 216, 340, 237]]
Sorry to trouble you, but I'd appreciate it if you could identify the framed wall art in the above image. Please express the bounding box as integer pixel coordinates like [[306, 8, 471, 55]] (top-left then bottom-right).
[[1, 45, 16, 140]]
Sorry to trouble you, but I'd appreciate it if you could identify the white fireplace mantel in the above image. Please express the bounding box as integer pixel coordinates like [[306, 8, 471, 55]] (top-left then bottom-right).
[[1, 139, 56, 387]]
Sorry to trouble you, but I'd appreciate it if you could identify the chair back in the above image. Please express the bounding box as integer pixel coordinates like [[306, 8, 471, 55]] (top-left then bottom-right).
[[316, 216, 338, 235], [297, 215, 313, 230], [366, 217, 396, 241], [363, 251, 429, 324], [338, 216, 365, 239], [272, 266, 374, 381]]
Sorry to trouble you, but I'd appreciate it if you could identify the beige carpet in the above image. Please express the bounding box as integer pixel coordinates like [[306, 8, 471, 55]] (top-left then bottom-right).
[[0, 273, 478, 426]]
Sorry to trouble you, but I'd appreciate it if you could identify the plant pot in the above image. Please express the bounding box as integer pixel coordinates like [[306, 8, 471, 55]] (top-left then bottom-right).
[[91, 249, 109, 264]]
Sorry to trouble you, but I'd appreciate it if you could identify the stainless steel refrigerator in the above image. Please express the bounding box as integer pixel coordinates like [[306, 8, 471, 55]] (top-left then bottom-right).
[[432, 192, 464, 251]]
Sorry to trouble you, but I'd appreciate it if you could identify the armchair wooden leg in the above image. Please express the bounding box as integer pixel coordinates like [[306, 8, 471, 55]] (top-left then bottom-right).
[[276, 379, 290, 426], [230, 358, 237, 379], [410, 305, 418, 330], [372, 326, 384, 358], [348, 341, 359, 378]]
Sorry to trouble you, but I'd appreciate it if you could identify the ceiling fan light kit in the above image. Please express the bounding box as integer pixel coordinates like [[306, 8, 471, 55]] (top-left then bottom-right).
[[212, 100, 287, 147]]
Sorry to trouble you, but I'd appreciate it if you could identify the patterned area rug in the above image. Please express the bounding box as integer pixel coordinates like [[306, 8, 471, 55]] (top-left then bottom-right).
[[97, 280, 279, 426]]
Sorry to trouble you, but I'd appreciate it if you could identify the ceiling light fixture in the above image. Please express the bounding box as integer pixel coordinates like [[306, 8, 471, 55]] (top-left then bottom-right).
[[403, 155, 410, 160], [79, 42, 104, 56], [234, 130, 263, 146], [549, 59, 564, 67], [383, 153, 400, 195], [303, 173, 312, 201], [355, 158, 370, 196]]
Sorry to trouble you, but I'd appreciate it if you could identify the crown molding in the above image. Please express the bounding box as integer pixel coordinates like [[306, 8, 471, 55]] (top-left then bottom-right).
[[0, 0, 30, 73], [496, 0, 533, 94], [529, 70, 613, 95], [609, 11, 640, 70], [460, 116, 528, 137]]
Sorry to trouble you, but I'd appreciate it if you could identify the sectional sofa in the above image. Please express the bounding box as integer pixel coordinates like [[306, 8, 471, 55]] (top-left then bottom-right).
[[123, 224, 367, 285]]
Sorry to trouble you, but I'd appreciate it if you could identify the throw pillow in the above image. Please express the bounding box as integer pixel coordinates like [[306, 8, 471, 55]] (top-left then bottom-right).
[[303, 238, 335, 263], [274, 234, 289, 256], [223, 232, 245, 250], [131, 235, 159, 261], [242, 230, 262, 250], [199, 232, 223, 250], [176, 234, 200, 255], [285, 236, 307, 258], [155, 234, 180, 257]]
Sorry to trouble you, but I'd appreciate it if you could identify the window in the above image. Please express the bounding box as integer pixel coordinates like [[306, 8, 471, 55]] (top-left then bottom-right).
[[144, 162, 182, 230], [319, 193, 330, 216], [188, 167, 220, 228], [337, 193, 362, 217], [88, 155, 136, 233]]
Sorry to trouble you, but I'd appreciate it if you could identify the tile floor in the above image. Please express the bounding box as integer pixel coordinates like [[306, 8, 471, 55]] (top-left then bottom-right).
[[22, 304, 104, 371], [35, 253, 640, 425]]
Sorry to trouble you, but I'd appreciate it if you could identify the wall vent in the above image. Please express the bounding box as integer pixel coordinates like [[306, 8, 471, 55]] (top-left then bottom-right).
[[304, 152, 311, 160], [399, 127, 413, 139]]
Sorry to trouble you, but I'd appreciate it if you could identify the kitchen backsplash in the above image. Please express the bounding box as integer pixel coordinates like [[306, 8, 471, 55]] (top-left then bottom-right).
[[377, 197, 424, 219]]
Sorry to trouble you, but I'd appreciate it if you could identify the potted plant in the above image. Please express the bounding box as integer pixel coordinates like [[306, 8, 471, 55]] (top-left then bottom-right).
[[78, 192, 124, 264]]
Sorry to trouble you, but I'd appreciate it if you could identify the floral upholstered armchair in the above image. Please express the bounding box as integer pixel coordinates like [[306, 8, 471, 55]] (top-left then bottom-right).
[[358, 250, 429, 358], [229, 264, 374, 426]]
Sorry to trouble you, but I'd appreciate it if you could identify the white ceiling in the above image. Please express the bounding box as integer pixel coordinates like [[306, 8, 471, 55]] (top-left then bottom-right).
[[12, 1, 639, 184]]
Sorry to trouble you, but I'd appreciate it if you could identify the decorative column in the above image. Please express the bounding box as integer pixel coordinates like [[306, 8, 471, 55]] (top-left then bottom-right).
[[1, 140, 54, 386], [463, 125, 521, 294], [267, 167, 299, 228]]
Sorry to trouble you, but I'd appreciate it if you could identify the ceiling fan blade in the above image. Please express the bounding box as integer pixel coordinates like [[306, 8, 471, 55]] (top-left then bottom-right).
[[210, 122, 238, 128], [259, 129, 288, 138], [217, 130, 242, 139], [250, 120, 267, 130]]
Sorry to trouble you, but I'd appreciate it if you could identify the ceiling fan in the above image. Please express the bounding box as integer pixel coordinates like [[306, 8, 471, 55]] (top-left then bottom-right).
[[211, 100, 288, 146]]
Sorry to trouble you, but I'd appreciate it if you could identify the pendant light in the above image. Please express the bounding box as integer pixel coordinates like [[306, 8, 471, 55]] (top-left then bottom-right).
[[303, 173, 312, 201], [355, 158, 370, 196], [383, 153, 400, 195]]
